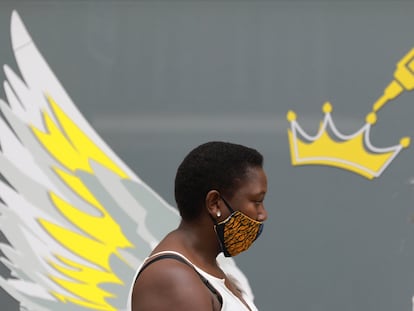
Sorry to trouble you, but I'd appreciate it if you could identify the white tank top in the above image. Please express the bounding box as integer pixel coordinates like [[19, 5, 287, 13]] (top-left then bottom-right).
[[128, 250, 259, 311]]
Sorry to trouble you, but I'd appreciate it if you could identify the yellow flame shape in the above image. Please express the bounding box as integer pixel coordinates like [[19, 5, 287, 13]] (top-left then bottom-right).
[[31, 95, 134, 310]]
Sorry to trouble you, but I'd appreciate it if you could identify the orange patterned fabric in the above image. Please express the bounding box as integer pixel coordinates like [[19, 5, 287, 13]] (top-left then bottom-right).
[[215, 211, 263, 257], [224, 211, 261, 255]]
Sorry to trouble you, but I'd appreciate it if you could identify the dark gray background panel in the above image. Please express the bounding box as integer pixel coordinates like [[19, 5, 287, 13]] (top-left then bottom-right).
[[1, 1, 414, 310]]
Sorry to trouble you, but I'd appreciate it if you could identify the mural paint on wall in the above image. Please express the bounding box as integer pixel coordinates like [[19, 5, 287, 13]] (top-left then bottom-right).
[[0, 11, 252, 311], [287, 48, 414, 179]]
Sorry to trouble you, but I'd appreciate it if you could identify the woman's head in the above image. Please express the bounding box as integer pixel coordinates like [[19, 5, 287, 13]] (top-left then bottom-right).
[[174, 141, 263, 221]]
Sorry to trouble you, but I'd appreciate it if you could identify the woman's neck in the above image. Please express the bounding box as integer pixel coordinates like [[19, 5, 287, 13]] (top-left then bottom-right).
[[177, 218, 221, 263]]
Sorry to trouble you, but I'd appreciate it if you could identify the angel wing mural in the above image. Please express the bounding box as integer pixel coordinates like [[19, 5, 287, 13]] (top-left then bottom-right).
[[0, 11, 253, 310]]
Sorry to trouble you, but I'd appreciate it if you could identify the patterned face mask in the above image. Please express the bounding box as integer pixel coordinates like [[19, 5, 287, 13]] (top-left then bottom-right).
[[214, 196, 264, 257]]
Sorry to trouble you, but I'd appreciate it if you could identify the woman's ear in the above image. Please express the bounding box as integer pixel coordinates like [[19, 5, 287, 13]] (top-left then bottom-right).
[[205, 190, 221, 219]]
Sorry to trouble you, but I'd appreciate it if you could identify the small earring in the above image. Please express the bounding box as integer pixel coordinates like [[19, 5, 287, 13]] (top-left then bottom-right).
[[216, 210, 221, 218]]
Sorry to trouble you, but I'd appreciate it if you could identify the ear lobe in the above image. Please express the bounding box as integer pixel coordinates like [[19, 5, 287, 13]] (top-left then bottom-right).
[[205, 190, 221, 217]]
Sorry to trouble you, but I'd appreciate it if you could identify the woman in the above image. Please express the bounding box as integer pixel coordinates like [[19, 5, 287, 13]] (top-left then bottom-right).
[[131, 141, 268, 310]]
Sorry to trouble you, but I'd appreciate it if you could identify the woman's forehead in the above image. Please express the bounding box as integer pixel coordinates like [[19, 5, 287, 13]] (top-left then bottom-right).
[[236, 167, 267, 192]]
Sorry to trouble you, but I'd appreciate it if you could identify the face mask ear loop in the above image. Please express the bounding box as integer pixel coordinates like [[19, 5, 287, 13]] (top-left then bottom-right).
[[220, 196, 235, 214]]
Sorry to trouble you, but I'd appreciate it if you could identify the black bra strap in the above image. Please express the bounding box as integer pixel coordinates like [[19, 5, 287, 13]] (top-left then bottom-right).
[[136, 253, 223, 307]]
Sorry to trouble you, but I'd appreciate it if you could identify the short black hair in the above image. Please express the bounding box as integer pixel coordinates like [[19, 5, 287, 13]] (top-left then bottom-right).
[[174, 141, 263, 221]]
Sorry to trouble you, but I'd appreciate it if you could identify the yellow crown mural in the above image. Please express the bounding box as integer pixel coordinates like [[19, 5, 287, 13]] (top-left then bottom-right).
[[287, 48, 414, 179]]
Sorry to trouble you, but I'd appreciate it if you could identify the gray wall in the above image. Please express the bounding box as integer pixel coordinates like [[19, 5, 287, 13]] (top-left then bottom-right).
[[1, 1, 414, 310]]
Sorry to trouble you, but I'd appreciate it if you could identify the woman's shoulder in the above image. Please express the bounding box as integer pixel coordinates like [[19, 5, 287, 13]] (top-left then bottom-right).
[[131, 251, 214, 311]]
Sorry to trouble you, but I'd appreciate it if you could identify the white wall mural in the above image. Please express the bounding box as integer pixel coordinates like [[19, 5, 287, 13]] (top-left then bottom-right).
[[0, 11, 252, 311], [1, 4, 414, 311]]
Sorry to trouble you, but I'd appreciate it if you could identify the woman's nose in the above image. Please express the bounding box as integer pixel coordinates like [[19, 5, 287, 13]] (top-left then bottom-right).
[[257, 205, 268, 222]]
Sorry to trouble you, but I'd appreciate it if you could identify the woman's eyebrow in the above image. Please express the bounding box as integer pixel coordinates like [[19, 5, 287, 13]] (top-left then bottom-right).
[[252, 191, 266, 196]]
